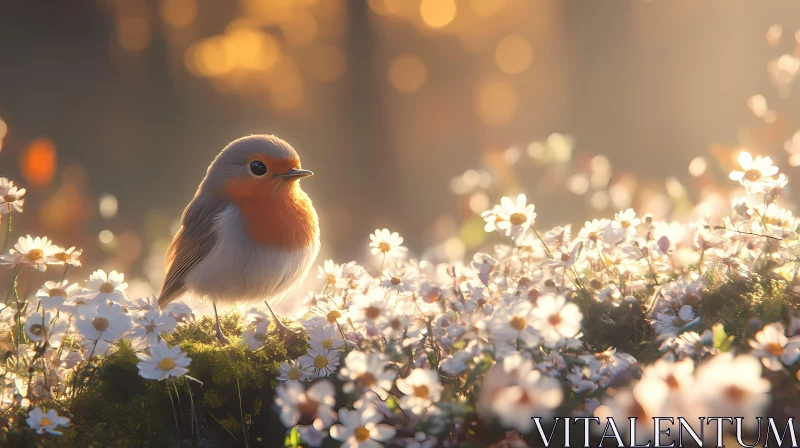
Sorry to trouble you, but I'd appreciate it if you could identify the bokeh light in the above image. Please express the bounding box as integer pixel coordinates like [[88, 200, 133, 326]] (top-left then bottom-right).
[[21, 138, 56, 187], [160, 0, 197, 29], [495, 35, 533, 74], [118, 16, 152, 52], [419, 0, 457, 29], [388, 54, 428, 93], [475, 80, 517, 126], [99, 194, 119, 219]]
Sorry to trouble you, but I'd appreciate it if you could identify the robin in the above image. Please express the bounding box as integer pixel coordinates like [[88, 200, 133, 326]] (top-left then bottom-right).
[[158, 134, 319, 343]]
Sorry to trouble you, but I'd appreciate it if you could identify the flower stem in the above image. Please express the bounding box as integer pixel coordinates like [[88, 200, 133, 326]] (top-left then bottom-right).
[[532, 227, 553, 259], [3, 214, 10, 251]]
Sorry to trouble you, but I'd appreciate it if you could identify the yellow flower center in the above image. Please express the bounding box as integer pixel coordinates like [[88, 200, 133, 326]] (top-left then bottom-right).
[[158, 358, 177, 371], [39, 417, 53, 427], [92, 317, 110, 332], [509, 316, 526, 332], [49, 288, 67, 297], [548, 313, 563, 326], [313, 355, 328, 369], [354, 426, 370, 442], [724, 385, 746, 403], [765, 342, 785, 356], [413, 384, 430, 399], [26, 249, 44, 261], [326, 274, 337, 285], [99, 282, 116, 293], [743, 169, 762, 182], [359, 372, 376, 387], [326, 310, 342, 323], [288, 368, 301, 380], [321, 339, 333, 349], [378, 242, 392, 253], [365, 306, 381, 320], [54, 252, 70, 262], [390, 276, 402, 285], [509, 213, 527, 226]]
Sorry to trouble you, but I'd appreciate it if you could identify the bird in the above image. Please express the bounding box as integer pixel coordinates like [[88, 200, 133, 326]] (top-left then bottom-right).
[[157, 134, 319, 343]]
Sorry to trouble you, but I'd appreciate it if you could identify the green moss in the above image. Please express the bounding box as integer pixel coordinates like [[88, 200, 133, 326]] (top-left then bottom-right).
[[56, 311, 308, 447]]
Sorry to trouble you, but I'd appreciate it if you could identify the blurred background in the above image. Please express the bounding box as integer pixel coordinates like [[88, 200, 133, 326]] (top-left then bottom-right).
[[1, 0, 800, 306]]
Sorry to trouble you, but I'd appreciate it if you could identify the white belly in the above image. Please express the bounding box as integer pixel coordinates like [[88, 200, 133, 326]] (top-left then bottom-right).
[[184, 205, 319, 304]]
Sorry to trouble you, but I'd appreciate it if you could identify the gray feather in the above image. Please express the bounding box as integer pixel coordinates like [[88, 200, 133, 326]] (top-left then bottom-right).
[[158, 192, 226, 308]]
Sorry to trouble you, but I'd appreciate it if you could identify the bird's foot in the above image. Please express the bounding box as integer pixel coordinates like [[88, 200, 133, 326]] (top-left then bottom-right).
[[265, 301, 299, 338], [215, 327, 230, 345]]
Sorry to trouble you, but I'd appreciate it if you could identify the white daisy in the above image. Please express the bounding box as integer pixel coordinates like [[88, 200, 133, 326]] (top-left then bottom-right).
[[1, 235, 55, 271], [729, 151, 780, 193], [275, 380, 337, 429], [330, 404, 396, 447], [396, 368, 442, 415], [338, 351, 396, 400], [26, 406, 69, 435], [369, 229, 408, 259], [299, 342, 340, 379], [136, 341, 191, 381], [489, 302, 541, 347], [496, 194, 536, 240], [749, 322, 800, 371], [164, 301, 194, 323], [0, 178, 26, 215], [49, 245, 82, 267], [129, 308, 177, 349], [83, 269, 128, 305], [34, 280, 78, 311], [74, 300, 132, 343], [530, 293, 583, 347], [317, 259, 346, 289], [277, 359, 312, 383], [307, 324, 345, 351]]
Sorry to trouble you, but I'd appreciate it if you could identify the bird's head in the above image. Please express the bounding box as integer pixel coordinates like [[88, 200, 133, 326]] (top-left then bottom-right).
[[203, 134, 313, 203]]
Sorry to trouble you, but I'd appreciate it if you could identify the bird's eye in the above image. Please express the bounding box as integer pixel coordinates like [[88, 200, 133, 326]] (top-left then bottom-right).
[[250, 161, 268, 176]]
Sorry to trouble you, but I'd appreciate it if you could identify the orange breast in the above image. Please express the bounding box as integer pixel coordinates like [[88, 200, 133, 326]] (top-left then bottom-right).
[[223, 178, 318, 251]]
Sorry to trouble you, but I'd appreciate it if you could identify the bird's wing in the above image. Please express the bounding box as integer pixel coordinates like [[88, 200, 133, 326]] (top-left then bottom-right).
[[158, 194, 226, 308]]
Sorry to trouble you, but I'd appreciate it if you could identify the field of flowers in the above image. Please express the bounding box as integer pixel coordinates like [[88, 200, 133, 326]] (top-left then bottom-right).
[[1, 147, 800, 447]]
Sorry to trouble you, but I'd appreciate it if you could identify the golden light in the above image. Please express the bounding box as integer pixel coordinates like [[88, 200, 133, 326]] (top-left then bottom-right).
[[21, 138, 57, 187], [283, 12, 318, 46], [495, 35, 533, 74], [388, 54, 428, 93], [0, 117, 6, 152], [195, 37, 233, 77], [309, 45, 347, 82], [688, 157, 707, 177], [267, 64, 305, 110], [590, 191, 610, 210], [747, 94, 767, 118], [224, 28, 282, 71], [99, 230, 115, 245], [419, 0, 456, 29], [469, 0, 506, 18], [767, 24, 782, 46], [468, 191, 489, 214], [475, 80, 517, 126], [99, 194, 119, 219], [160, 0, 197, 29], [118, 16, 152, 52]]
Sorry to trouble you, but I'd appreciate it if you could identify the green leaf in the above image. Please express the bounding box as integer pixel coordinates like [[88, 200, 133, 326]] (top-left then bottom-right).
[[712, 323, 733, 352]]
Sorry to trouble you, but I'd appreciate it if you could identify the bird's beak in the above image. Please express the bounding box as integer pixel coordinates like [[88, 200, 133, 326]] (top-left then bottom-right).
[[280, 168, 314, 180]]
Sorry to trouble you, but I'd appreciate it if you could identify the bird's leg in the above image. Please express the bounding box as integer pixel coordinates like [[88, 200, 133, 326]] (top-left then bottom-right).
[[265, 301, 296, 337], [213, 302, 229, 344]]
